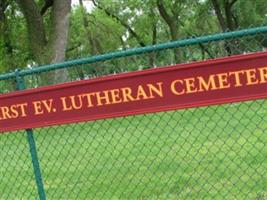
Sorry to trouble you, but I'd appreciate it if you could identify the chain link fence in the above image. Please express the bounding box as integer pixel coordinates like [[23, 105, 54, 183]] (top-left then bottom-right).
[[0, 26, 267, 199]]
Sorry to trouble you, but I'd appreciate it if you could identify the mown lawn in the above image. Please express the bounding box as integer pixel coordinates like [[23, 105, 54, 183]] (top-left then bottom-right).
[[0, 99, 266, 199]]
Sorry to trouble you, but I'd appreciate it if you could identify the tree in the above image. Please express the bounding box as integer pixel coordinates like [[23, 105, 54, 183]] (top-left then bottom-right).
[[156, 0, 207, 63], [210, 0, 238, 54], [211, 0, 238, 32], [91, 0, 160, 67], [0, 0, 266, 81], [16, 0, 71, 84]]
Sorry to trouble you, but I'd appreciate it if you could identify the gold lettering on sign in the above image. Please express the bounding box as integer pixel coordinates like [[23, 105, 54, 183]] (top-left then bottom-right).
[[216, 73, 231, 89], [121, 87, 135, 102], [0, 103, 28, 120], [171, 80, 184, 95], [110, 89, 122, 104], [2, 66, 266, 123], [33, 99, 54, 115], [59, 82, 164, 112], [229, 70, 244, 87], [197, 75, 218, 91], [171, 67, 267, 96], [81, 93, 95, 108], [245, 69, 258, 85], [258, 67, 267, 83], [184, 78, 198, 94]]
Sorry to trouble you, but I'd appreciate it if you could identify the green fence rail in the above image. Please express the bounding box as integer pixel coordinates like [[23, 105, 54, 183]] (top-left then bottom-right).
[[0, 26, 266, 200], [1, 25, 267, 81]]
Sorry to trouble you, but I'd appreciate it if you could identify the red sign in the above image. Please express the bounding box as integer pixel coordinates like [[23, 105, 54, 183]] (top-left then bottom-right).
[[1, 52, 267, 133]]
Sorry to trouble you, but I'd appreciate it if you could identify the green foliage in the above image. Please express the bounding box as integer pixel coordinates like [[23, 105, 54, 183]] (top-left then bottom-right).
[[0, 0, 266, 75], [0, 2, 32, 72]]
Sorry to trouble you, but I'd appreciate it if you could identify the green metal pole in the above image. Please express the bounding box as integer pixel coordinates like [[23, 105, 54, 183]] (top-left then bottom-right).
[[15, 70, 46, 200]]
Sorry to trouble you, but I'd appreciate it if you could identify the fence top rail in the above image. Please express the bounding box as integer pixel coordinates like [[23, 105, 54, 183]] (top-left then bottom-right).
[[0, 25, 267, 81]]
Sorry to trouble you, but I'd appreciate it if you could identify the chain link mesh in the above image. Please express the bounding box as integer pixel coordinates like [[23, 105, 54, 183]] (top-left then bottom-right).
[[0, 27, 267, 199], [12, 29, 267, 89], [0, 77, 16, 94], [1, 100, 266, 199], [0, 131, 38, 199]]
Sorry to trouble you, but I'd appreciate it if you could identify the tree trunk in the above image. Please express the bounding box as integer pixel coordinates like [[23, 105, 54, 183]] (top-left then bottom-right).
[[211, 0, 232, 55], [149, 20, 157, 67], [49, 0, 71, 84], [211, 0, 227, 31], [157, 0, 181, 64], [16, 0, 47, 63], [16, 0, 71, 85]]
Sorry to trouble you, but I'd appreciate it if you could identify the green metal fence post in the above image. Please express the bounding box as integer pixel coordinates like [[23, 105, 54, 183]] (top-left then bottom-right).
[[15, 70, 46, 200]]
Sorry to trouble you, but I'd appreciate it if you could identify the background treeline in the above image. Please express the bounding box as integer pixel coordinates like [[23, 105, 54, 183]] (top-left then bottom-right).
[[0, 0, 267, 84]]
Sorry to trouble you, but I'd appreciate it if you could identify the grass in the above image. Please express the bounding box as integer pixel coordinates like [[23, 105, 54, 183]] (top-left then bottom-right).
[[0, 99, 266, 199]]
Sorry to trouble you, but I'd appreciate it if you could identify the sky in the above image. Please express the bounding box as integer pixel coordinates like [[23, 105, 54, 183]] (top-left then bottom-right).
[[71, 0, 94, 12]]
